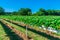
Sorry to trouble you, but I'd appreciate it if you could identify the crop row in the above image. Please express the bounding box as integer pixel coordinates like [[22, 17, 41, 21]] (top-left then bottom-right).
[[3, 19, 60, 40], [2, 19, 50, 40], [0, 19, 31, 40], [1, 16, 60, 30]]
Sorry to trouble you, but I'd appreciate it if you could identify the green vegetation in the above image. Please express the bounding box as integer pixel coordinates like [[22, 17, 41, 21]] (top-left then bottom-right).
[[3, 19, 49, 40], [0, 24, 9, 40], [1, 16, 60, 30], [0, 6, 60, 16], [0, 21, 23, 40], [0, 6, 60, 40]]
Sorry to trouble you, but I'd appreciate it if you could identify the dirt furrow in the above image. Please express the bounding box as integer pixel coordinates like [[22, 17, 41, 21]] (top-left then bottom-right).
[[3, 19, 60, 40], [0, 19, 32, 40]]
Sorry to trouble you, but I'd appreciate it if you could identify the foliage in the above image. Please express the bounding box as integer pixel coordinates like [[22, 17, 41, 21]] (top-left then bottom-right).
[[1, 16, 60, 30], [18, 8, 32, 15], [33, 8, 60, 16], [0, 6, 60, 16], [0, 7, 5, 15]]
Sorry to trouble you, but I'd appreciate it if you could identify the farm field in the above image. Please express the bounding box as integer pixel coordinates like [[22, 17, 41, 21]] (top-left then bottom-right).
[[0, 21, 24, 40], [0, 16, 60, 40], [1, 16, 60, 29], [0, 20, 23, 40], [1, 0, 60, 40], [0, 23, 9, 40]]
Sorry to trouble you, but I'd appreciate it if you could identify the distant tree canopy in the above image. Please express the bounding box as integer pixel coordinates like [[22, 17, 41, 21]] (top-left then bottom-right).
[[33, 8, 60, 16], [1, 6, 60, 16], [0, 7, 5, 15], [34, 8, 47, 16], [18, 8, 32, 15]]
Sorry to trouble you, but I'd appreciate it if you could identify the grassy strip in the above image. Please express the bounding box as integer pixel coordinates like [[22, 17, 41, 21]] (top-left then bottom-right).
[[3, 19, 49, 40], [4, 19, 60, 40], [0, 20, 23, 40], [0, 23, 10, 40], [0, 20, 30, 40]]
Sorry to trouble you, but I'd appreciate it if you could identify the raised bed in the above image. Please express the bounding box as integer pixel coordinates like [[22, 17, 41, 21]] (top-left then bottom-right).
[[0, 19, 32, 40], [3, 19, 60, 40]]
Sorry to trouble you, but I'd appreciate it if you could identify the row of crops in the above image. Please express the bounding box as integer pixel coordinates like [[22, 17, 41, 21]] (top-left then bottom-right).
[[0, 15, 60, 40], [0, 20, 23, 40], [4, 18, 60, 39], [0, 15, 60, 30], [0, 19, 50, 40], [0, 19, 29, 40]]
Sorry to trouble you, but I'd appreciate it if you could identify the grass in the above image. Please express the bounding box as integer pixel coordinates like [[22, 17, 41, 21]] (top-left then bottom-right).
[[0, 16, 60, 40], [4, 19, 60, 40], [0, 23, 10, 40], [3, 19, 49, 40], [0, 20, 23, 40]]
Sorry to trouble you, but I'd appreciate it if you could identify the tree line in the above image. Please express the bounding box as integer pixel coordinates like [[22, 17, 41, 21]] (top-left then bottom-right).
[[0, 7, 60, 16]]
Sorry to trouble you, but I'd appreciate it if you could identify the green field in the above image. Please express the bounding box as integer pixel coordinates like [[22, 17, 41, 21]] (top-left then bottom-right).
[[1, 16, 60, 29], [1, 0, 60, 40], [0, 16, 60, 40]]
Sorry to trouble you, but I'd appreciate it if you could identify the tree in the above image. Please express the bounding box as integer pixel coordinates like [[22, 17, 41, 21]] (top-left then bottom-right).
[[38, 8, 47, 15], [47, 10, 60, 15], [0, 7, 5, 15], [33, 8, 47, 16], [56, 10, 60, 15], [11, 11, 18, 15], [18, 8, 32, 15]]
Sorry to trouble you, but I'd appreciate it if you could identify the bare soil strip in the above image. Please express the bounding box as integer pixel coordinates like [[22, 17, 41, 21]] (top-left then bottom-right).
[[3, 19, 49, 40], [0, 21, 23, 40], [3, 19, 60, 40], [0, 19, 31, 40]]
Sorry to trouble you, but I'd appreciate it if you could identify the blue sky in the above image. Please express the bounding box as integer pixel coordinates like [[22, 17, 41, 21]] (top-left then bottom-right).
[[0, 0, 60, 12]]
